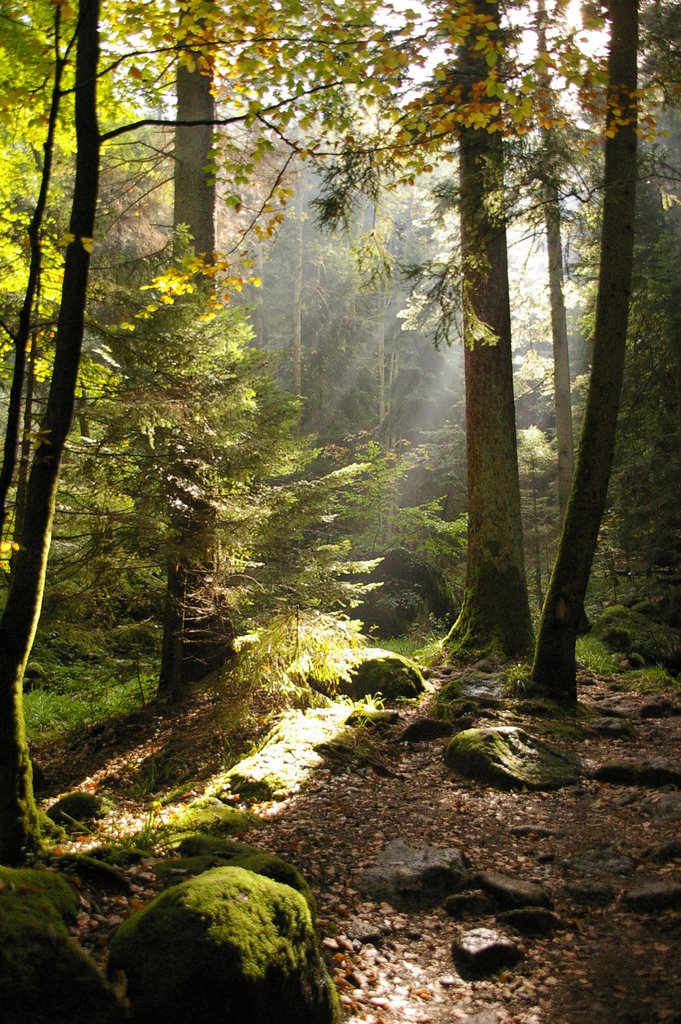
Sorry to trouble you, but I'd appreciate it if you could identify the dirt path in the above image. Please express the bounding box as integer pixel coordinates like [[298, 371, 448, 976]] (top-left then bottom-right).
[[37, 671, 681, 1024], [235, 674, 681, 1024]]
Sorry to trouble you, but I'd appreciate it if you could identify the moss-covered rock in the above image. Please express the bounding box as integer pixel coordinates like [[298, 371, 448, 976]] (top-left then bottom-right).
[[52, 855, 130, 892], [167, 797, 259, 837], [108, 866, 340, 1024], [340, 648, 424, 700], [0, 867, 121, 1024], [594, 605, 681, 671], [46, 791, 106, 832], [353, 548, 457, 637], [444, 726, 581, 790]]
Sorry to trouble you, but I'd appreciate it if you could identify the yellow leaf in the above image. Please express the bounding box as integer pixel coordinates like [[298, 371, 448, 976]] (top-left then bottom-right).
[[81, 237, 94, 253], [58, 232, 76, 247]]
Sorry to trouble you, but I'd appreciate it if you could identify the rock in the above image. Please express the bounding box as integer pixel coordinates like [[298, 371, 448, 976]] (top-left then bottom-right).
[[568, 848, 635, 877], [352, 548, 457, 638], [591, 718, 636, 739], [345, 919, 384, 943], [0, 867, 121, 1024], [641, 793, 681, 820], [46, 791, 106, 832], [355, 838, 469, 906], [474, 870, 552, 909], [444, 726, 581, 790], [340, 649, 424, 700], [622, 879, 681, 912], [639, 698, 680, 719], [592, 759, 681, 788], [509, 824, 564, 838], [644, 840, 681, 863], [107, 866, 340, 1024], [593, 604, 681, 671], [565, 880, 615, 906], [168, 797, 259, 838], [443, 891, 494, 918], [590, 762, 640, 785], [53, 855, 131, 892], [398, 718, 453, 743], [451, 927, 523, 979], [496, 907, 561, 935]]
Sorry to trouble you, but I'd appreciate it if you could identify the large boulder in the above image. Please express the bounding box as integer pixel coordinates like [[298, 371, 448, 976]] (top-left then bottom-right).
[[46, 791, 106, 833], [593, 604, 681, 671], [355, 548, 457, 637], [0, 867, 121, 1024], [444, 726, 581, 790], [355, 838, 469, 906], [108, 866, 340, 1024], [339, 648, 424, 700]]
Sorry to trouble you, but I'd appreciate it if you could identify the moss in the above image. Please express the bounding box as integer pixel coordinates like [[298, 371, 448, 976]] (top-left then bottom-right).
[[174, 834, 255, 858], [89, 845, 149, 868], [594, 605, 681, 671], [445, 564, 534, 661], [444, 726, 581, 790], [0, 866, 80, 924], [340, 648, 424, 700], [52, 855, 130, 893], [168, 798, 259, 838], [108, 866, 340, 1024], [0, 868, 121, 1024], [46, 791, 106, 832]]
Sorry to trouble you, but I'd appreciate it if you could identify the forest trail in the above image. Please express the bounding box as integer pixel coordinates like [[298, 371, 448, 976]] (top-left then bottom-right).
[[37, 670, 681, 1024]]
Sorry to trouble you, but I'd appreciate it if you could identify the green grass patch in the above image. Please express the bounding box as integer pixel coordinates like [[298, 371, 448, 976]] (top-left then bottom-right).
[[575, 635, 620, 675], [375, 631, 445, 667]]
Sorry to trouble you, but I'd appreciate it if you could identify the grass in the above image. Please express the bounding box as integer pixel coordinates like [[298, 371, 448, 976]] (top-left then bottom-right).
[[575, 635, 620, 675], [375, 630, 445, 667], [25, 667, 157, 742]]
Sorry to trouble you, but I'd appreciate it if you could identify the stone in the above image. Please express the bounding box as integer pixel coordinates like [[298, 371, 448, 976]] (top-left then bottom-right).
[[340, 649, 425, 701], [355, 838, 469, 906], [644, 840, 681, 863], [641, 793, 681, 820], [443, 891, 494, 919], [568, 849, 635, 877], [592, 760, 681, 788], [509, 824, 564, 838], [565, 880, 615, 906], [637, 761, 681, 787], [590, 762, 640, 785], [168, 797, 259, 837], [46, 791, 106, 832], [107, 866, 340, 1024], [398, 718, 453, 743], [639, 698, 679, 719], [496, 907, 561, 935], [474, 870, 552, 909], [345, 919, 384, 943], [444, 726, 581, 790], [622, 879, 681, 912], [452, 927, 523, 979], [0, 867, 121, 1024], [593, 605, 681, 671], [591, 718, 636, 739]]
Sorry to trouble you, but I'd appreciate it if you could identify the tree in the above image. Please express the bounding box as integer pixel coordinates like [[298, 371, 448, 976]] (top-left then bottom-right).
[[0, 0, 101, 865], [531, 0, 639, 702], [444, 0, 533, 658]]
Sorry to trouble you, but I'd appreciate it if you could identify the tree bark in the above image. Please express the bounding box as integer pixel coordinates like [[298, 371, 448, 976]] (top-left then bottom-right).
[[446, 0, 533, 659], [531, 0, 639, 701], [0, 0, 100, 865]]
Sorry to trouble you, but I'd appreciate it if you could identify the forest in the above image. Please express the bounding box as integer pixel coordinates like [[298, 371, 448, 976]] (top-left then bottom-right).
[[0, 0, 680, 1022]]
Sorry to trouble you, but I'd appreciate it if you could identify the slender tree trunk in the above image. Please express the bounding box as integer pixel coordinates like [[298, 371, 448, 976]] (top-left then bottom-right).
[[531, 0, 638, 701], [292, 181, 304, 398], [377, 288, 386, 437], [0, 0, 100, 865], [446, 0, 533, 659], [544, 183, 575, 519]]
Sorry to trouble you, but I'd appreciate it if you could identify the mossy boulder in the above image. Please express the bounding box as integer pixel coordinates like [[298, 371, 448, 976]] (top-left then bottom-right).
[[46, 791, 106, 832], [155, 838, 316, 913], [593, 605, 681, 671], [0, 867, 121, 1024], [444, 726, 581, 790], [354, 548, 457, 637], [340, 648, 424, 700], [167, 797, 259, 838], [108, 866, 340, 1024]]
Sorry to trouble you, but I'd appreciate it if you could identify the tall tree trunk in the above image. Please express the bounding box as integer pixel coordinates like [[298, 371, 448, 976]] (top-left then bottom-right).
[[159, 23, 234, 698], [292, 181, 304, 398], [531, 0, 639, 702], [0, 0, 100, 865], [446, 0, 533, 659], [544, 183, 575, 520]]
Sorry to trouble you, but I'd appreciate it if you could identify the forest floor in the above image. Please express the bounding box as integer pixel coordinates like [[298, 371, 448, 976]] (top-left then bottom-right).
[[35, 664, 681, 1024]]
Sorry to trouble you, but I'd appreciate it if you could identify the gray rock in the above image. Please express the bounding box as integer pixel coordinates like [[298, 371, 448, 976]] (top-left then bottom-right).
[[565, 880, 615, 906], [345, 919, 384, 943], [509, 824, 564, 838], [639, 698, 679, 719], [622, 879, 681, 911], [644, 840, 681, 863], [355, 838, 469, 906], [497, 907, 561, 935], [591, 718, 636, 739], [474, 870, 552, 908], [452, 927, 523, 979], [590, 761, 640, 785], [568, 848, 635, 877], [398, 718, 453, 743], [444, 726, 581, 790], [641, 793, 681, 820], [637, 761, 681, 787], [443, 891, 493, 919]]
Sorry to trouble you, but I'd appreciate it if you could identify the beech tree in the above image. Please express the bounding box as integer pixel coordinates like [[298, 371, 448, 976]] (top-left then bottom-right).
[[531, 0, 639, 702]]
